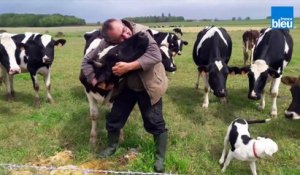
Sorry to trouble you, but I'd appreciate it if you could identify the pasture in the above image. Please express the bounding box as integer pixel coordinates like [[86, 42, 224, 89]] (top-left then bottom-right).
[[0, 22, 300, 174]]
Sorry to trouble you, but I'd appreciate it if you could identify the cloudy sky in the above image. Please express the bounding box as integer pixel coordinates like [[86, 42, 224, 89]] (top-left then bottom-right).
[[0, 0, 299, 23]]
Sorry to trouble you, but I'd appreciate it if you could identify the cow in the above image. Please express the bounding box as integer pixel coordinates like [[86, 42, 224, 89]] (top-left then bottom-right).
[[79, 32, 149, 147], [0, 32, 66, 105], [173, 27, 183, 36], [0, 35, 22, 98], [193, 26, 239, 108], [240, 28, 293, 117], [148, 29, 188, 56], [242, 30, 259, 66], [281, 76, 300, 120]]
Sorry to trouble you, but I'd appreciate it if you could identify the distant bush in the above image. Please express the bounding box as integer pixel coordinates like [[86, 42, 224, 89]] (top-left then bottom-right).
[[0, 29, 7, 33], [55, 31, 65, 37], [0, 13, 86, 27], [124, 13, 185, 23]]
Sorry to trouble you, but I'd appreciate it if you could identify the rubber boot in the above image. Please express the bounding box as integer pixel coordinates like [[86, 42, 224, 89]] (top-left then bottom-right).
[[154, 131, 168, 173], [99, 131, 120, 158]]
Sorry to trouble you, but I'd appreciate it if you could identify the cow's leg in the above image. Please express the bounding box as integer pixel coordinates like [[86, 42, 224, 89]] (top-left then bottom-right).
[[249, 161, 257, 175], [202, 74, 210, 108], [86, 92, 99, 149], [0, 68, 3, 86], [221, 150, 233, 173], [219, 129, 230, 165], [243, 47, 248, 66], [195, 71, 201, 89], [30, 74, 40, 107], [270, 76, 281, 117], [3, 72, 13, 101], [9, 75, 15, 98], [258, 90, 265, 111], [43, 69, 54, 103]]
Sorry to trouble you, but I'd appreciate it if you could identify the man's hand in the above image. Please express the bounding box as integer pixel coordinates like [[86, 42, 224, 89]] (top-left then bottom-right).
[[112, 61, 142, 76]]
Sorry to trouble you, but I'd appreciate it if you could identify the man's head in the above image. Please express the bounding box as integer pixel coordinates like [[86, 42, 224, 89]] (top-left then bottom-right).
[[102, 19, 133, 44]]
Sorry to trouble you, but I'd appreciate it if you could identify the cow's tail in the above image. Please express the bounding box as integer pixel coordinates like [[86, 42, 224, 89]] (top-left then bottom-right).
[[247, 118, 271, 124]]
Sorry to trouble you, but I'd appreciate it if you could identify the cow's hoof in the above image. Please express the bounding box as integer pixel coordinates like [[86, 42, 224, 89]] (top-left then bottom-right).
[[47, 98, 54, 104], [35, 99, 41, 107], [195, 84, 199, 89], [271, 111, 277, 118], [202, 103, 208, 108]]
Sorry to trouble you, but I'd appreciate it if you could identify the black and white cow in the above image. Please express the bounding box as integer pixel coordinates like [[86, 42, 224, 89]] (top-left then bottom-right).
[[242, 30, 259, 66], [240, 28, 293, 117], [148, 29, 188, 56], [281, 76, 300, 120], [173, 27, 183, 36], [83, 29, 102, 56], [0, 32, 66, 105], [193, 26, 238, 108], [79, 32, 149, 146], [0, 35, 22, 97]]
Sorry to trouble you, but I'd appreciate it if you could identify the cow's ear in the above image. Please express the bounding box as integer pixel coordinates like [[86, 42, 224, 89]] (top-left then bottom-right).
[[228, 66, 241, 75], [182, 41, 188, 45], [16, 43, 27, 51], [197, 65, 209, 74], [281, 76, 297, 86], [240, 66, 250, 74], [54, 39, 66, 47], [268, 68, 280, 78]]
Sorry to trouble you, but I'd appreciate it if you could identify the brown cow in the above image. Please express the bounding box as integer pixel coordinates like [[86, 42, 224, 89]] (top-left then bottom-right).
[[242, 30, 259, 66]]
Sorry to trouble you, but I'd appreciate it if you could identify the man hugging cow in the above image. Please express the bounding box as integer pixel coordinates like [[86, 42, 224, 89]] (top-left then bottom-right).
[[80, 19, 169, 173]]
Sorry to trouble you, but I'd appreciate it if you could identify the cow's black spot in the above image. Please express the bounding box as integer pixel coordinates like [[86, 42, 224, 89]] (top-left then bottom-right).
[[236, 118, 247, 124], [229, 122, 238, 151], [241, 135, 251, 145]]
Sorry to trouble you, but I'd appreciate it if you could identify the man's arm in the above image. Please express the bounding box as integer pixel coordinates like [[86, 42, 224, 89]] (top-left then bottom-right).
[[112, 32, 161, 76]]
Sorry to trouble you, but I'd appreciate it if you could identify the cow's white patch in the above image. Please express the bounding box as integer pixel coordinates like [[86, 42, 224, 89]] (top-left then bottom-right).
[[85, 38, 101, 56], [0, 36, 20, 71], [161, 34, 169, 47], [19, 49, 28, 71], [283, 60, 288, 68], [196, 27, 228, 56], [215, 60, 223, 71], [22, 32, 35, 43], [250, 60, 269, 80], [160, 46, 175, 68], [284, 38, 289, 54], [41, 34, 52, 47], [149, 29, 159, 35], [97, 45, 116, 60], [285, 111, 300, 120], [256, 28, 271, 47], [85, 29, 98, 35]]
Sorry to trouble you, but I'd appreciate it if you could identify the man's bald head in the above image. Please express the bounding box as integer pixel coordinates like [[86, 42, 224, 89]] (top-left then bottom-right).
[[102, 18, 132, 44]]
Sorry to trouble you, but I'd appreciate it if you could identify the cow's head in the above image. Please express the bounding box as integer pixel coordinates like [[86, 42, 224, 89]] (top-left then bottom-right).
[[94, 32, 149, 86], [21, 34, 66, 65], [160, 45, 176, 72], [0, 37, 21, 75], [282, 76, 300, 120], [83, 29, 102, 55], [198, 60, 239, 100], [168, 33, 188, 56], [241, 60, 280, 100]]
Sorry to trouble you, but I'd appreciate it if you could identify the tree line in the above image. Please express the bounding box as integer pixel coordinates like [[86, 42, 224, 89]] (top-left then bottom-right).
[[0, 13, 86, 27], [124, 13, 185, 23]]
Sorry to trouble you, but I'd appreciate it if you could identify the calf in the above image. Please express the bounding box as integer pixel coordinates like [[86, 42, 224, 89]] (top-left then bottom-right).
[[79, 32, 149, 146], [241, 28, 293, 117], [281, 76, 300, 120], [242, 30, 259, 66], [193, 26, 238, 108], [219, 118, 278, 175], [1, 32, 66, 105]]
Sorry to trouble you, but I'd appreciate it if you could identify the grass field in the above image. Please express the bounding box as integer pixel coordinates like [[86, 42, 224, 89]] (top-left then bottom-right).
[[0, 22, 300, 175]]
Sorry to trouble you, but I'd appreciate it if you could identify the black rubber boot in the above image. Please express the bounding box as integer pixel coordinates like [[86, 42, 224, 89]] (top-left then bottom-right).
[[153, 131, 168, 173], [99, 131, 120, 158]]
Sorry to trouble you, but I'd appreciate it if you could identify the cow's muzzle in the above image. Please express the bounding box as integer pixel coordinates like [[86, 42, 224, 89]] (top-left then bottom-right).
[[248, 91, 261, 100], [9, 67, 21, 75], [43, 57, 52, 64]]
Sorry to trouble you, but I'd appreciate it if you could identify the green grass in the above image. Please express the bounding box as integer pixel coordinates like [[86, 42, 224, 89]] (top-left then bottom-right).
[[0, 24, 300, 175]]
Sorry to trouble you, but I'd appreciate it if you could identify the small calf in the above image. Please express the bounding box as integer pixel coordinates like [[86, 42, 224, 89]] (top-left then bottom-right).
[[219, 118, 278, 175], [282, 76, 300, 119]]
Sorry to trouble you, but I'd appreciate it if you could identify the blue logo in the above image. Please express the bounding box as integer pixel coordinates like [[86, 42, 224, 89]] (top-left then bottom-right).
[[271, 6, 294, 29]]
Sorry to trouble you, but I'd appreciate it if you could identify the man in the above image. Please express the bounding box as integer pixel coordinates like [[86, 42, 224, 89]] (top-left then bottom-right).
[[81, 19, 168, 173]]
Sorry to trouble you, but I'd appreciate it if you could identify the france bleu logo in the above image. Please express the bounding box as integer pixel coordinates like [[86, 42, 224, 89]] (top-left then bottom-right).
[[271, 6, 294, 29]]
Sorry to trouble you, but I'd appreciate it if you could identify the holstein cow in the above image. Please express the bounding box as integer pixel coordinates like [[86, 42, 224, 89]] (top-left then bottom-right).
[[281, 76, 300, 120], [242, 30, 259, 66], [0, 35, 22, 97], [193, 26, 238, 108], [79, 32, 149, 146], [241, 28, 293, 117], [0, 32, 66, 105]]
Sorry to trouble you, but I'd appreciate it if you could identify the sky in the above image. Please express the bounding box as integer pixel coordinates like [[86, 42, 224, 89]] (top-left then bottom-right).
[[0, 0, 299, 23]]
